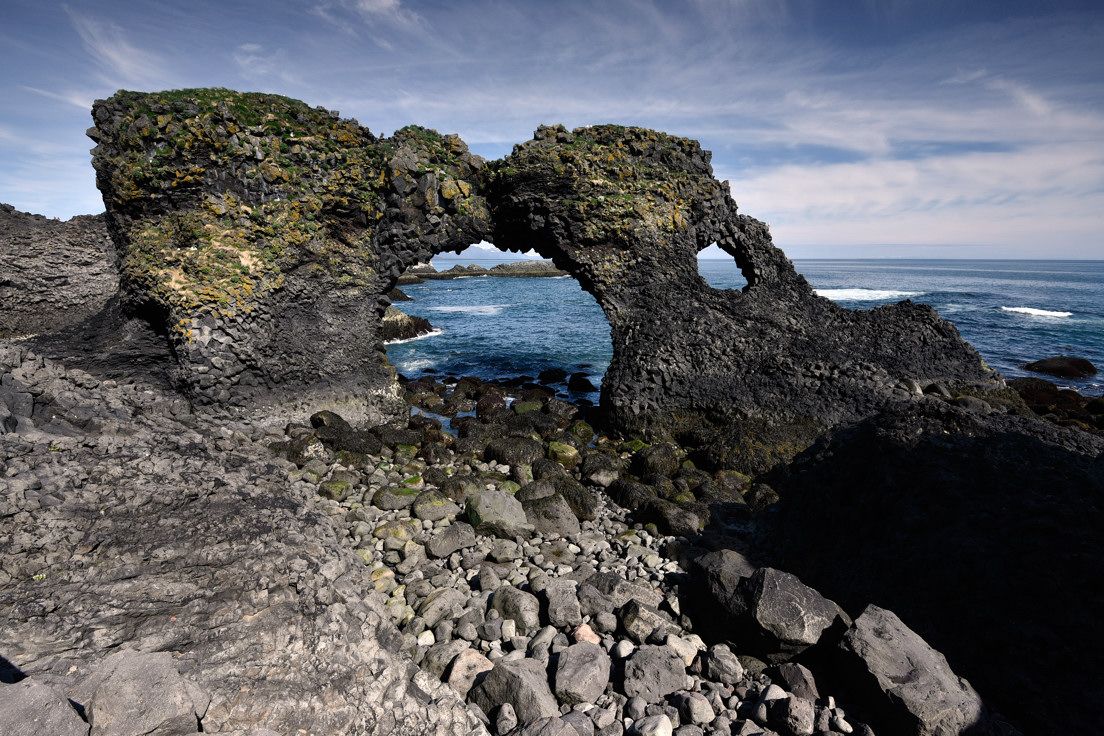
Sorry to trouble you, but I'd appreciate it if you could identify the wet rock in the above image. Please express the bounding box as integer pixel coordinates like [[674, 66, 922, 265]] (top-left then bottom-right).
[[486, 437, 546, 467], [554, 642, 611, 704], [1024, 355, 1097, 379]]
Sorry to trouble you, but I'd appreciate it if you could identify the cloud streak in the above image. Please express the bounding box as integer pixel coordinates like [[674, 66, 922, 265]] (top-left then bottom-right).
[[0, 0, 1101, 256]]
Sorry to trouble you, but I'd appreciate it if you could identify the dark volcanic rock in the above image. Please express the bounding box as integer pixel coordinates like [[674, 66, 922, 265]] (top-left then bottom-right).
[[90, 90, 490, 422], [380, 306, 434, 342], [1024, 355, 1098, 379], [90, 95, 996, 453], [768, 400, 1104, 735], [831, 606, 990, 736], [0, 204, 118, 339]]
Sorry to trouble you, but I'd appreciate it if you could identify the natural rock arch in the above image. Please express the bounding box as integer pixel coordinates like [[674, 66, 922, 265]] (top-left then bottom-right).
[[90, 89, 999, 469]]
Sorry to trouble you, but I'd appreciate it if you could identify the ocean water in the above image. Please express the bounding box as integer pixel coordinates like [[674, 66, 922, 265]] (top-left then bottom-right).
[[387, 257, 1104, 395]]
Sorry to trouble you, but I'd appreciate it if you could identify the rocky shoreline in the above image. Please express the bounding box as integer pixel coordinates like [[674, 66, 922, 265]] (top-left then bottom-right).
[[2, 86, 1102, 736]]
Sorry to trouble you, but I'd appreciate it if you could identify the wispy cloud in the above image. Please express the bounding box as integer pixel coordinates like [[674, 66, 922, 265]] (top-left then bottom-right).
[[21, 85, 95, 111], [64, 6, 168, 88]]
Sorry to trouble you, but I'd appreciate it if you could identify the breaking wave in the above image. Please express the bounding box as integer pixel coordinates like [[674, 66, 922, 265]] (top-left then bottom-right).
[[815, 288, 923, 301], [999, 306, 1072, 318]]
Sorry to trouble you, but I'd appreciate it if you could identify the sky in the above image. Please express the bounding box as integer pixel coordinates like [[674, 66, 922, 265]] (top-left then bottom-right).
[[1, 0, 1103, 259]]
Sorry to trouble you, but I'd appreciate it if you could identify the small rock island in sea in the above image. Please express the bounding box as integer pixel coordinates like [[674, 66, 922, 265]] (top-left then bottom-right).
[[1, 88, 1100, 736]]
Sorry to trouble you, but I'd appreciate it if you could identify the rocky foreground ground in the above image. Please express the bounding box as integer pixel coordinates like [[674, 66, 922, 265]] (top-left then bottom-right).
[[2, 337, 1034, 736], [2, 85, 1102, 735]]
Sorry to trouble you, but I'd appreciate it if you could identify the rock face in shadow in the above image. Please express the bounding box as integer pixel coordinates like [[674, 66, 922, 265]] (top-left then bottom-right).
[[0, 204, 118, 339], [0, 345, 480, 735], [766, 399, 1104, 735], [89, 90, 997, 460]]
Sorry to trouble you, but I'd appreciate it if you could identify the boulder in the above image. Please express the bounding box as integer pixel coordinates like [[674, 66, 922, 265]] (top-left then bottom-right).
[[466, 489, 533, 538], [621, 645, 686, 701], [469, 658, 560, 725], [446, 649, 494, 697], [486, 436, 546, 467], [412, 489, 461, 521], [769, 401, 1104, 734], [554, 642, 611, 704], [832, 606, 989, 736], [491, 586, 542, 635], [1024, 355, 1097, 379], [0, 679, 88, 736], [425, 521, 477, 558], [540, 578, 583, 628], [82, 650, 206, 736], [522, 493, 581, 537]]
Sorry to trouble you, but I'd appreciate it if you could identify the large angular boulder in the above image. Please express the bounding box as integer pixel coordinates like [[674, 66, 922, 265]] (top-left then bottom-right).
[[0, 679, 88, 736], [621, 645, 686, 701], [469, 658, 560, 725], [832, 606, 989, 736], [554, 642, 611, 705], [80, 650, 206, 736]]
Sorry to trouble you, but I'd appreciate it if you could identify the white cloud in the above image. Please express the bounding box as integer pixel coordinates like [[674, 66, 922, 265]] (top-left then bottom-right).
[[64, 7, 169, 88], [21, 86, 94, 111]]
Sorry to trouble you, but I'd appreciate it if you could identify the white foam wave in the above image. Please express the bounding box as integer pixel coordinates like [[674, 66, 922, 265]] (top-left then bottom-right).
[[816, 288, 922, 301], [396, 357, 438, 372], [429, 304, 508, 316], [1000, 306, 1072, 318], [385, 328, 444, 345]]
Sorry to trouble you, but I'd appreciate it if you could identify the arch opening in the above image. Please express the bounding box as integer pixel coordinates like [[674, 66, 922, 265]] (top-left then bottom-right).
[[385, 241, 614, 410]]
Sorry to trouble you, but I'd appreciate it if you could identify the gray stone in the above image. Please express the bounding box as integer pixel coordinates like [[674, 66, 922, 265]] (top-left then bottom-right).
[[83, 650, 204, 736], [446, 648, 494, 697], [467, 489, 533, 538], [426, 521, 477, 558], [742, 568, 848, 662], [492, 586, 542, 635], [470, 658, 560, 725], [630, 714, 673, 736], [418, 587, 467, 628], [413, 489, 461, 521], [554, 642, 611, 705], [422, 639, 470, 679], [767, 663, 819, 702], [622, 645, 686, 702], [620, 600, 671, 644], [0, 679, 88, 736], [541, 578, 583, 628], [704, 644, 744, 685], [767, 696, 815, 736], [523, 493, 581, 537], [835, 605, 988, 736], [673, 692, 714, 725]]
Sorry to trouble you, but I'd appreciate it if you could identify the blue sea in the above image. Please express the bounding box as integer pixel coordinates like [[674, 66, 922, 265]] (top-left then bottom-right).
[[388, 257, 1104, 396]]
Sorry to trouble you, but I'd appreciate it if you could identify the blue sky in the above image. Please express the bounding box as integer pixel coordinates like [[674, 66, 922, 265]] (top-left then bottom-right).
[[2, 0, 1102, 258]]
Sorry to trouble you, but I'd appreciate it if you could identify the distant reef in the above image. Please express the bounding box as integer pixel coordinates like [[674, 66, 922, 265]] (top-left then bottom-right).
[[398, 259, 566, 284]]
